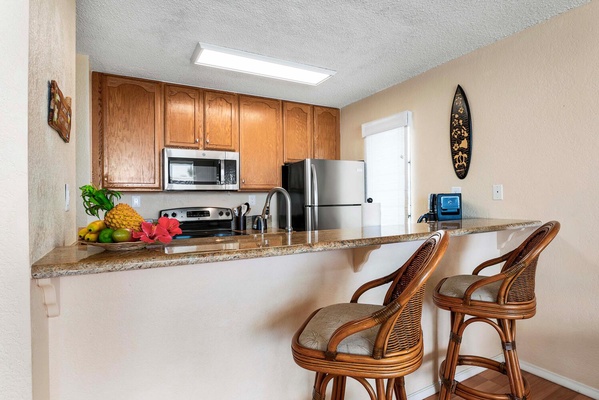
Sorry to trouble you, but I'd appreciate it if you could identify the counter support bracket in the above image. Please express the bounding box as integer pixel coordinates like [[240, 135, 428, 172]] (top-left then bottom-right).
[[36, 278, 60, 318], [352, 245, 381, 272]]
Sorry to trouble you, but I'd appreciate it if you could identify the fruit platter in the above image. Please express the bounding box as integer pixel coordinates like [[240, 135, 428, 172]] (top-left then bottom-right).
[[78, 240, 147, 251], [78, 185, 182, 251]]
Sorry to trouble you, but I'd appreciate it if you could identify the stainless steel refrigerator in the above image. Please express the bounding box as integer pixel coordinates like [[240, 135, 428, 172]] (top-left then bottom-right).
[[281, 159, 365, 231]]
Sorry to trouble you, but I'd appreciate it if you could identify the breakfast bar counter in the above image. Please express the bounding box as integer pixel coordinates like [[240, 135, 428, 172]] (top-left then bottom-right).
[[30, 217, 543, 400], [32, 218, 540, 279]]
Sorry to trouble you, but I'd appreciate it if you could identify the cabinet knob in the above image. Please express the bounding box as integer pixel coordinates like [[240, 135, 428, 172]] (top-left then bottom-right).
[[206, 138, 210, 144], [242, 179, 245, 184], [195, 138, 199, 143]]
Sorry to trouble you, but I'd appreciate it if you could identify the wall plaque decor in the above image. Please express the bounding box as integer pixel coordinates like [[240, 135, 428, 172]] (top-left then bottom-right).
[[450, 85, 471, 179], [48, 80, 72, 143]]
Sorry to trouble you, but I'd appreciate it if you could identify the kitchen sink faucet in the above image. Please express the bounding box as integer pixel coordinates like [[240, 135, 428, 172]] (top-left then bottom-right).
[[259, 187, 293, 234]]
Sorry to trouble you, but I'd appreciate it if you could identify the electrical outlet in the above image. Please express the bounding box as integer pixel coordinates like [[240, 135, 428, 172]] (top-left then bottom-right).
[[451, 186, 462, 193], [132, 195, 141, 208], [65, 184, 70, 212], [493, 184, 503, 200], [248, 195, 256, 206]]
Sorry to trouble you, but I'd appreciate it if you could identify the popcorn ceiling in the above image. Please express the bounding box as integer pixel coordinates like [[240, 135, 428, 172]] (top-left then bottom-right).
[[77, 0, 588, 107]]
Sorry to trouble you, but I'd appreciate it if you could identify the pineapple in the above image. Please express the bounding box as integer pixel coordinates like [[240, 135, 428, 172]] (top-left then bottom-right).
[[80, 185, 144, 231], [105, 203, 145, 231]]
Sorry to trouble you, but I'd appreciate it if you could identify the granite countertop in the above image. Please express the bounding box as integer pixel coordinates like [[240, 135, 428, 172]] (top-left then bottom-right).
[[31, 218, 541, 279]]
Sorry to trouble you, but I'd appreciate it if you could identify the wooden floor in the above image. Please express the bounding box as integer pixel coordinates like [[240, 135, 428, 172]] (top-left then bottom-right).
[[423, 369, 593, 400]]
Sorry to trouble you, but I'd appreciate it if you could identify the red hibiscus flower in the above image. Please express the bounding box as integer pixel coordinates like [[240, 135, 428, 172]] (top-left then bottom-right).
[[132, 217, 182, 244]]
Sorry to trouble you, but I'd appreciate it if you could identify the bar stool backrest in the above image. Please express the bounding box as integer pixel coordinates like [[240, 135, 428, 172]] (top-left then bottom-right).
[[500, 221, 560, 303], [380, 232, 445, 353]]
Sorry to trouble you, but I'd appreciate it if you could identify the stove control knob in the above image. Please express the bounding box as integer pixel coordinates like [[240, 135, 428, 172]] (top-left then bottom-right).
[[163, 213, 169, 218], [219, 211, 224, 216], [171, 212, 177, 218], [225, 211, 230, 217]]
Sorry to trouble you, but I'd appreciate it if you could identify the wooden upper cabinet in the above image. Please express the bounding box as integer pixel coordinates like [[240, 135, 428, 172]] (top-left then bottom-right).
[[164, 84, 203, 149], [92, 73, 163, 190], [204, 90, 239, 151], [283, 102, 313, 163], [313, 106, 340, 160], [239, 96, 282, 191]]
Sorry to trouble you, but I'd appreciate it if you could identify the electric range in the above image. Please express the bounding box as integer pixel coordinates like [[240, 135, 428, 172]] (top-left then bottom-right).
[[159, 206, 242, 239]]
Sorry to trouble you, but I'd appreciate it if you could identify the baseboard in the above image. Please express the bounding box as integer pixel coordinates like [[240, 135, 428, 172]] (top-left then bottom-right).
[[520, 360, 599, 399], [407, 363, 489, 400], [407, 354, 599, 400]]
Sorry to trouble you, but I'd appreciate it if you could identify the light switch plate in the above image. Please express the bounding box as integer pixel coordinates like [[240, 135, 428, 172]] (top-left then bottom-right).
[[493, 184, 503, 200], [451, 186, 462, 193], [248, 195, 256, 206]]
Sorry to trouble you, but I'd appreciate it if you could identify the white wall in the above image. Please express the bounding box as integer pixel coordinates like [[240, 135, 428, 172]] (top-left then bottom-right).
[[0, 0, 33, 399], [341, 1, 599, 388], [48, 233, 509, 400]]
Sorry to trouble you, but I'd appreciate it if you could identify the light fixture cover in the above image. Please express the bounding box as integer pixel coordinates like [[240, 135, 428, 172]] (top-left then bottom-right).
[[191, 43, 335, 86]]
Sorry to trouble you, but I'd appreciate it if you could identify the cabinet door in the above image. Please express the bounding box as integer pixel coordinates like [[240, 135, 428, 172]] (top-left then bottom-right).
[[164, 84, 203, 148], [204, 91, 239, 151], [93, 73, 163, 190], [283, 102, 313, 163], [239, 96, 282, 191], [313, 106, 340, 160]]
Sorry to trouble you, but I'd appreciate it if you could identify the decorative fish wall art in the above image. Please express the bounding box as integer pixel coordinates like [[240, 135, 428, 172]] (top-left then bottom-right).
[[450, 85, 471, 179]]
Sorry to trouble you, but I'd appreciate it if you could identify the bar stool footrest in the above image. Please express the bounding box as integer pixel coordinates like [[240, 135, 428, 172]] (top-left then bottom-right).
[[440, 355, 530, 400]]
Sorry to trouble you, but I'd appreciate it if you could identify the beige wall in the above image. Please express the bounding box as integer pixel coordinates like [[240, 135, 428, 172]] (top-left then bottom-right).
[[0, 1, 33, 398], [29, 0, 77, 263], [28, 0, 77, 399], [341, 0, 599, 388]]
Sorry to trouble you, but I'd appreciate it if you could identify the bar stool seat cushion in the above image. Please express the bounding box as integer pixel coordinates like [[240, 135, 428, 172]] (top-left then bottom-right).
[[298, 303, 385, 355], [438, 275, 502, 302]]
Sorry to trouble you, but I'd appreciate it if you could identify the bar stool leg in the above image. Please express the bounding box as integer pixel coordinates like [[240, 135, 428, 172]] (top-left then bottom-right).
[[499, 319, 526, 399], [313, 372, 326, 400], [331, 375, 346, 400], [393, 376, 407, 400], [439, 311, 464, 400]]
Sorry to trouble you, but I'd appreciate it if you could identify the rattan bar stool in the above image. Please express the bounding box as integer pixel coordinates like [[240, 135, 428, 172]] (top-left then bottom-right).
[[291, 231, 449, 400], [433, 221, 560, 400]]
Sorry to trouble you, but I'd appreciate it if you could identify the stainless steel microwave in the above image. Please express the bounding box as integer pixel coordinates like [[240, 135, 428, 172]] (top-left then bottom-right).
[[163, 148, 239, 191]]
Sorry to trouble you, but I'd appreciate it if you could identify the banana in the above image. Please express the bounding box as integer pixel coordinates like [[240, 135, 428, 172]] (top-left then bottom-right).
[[84, 232, 99, 242], [78, 227, 89, 239], [87, 220, 107, 233]]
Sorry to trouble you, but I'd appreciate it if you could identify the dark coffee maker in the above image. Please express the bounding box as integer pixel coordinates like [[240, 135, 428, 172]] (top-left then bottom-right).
[[417, 194, 438, 223], [417, 193, 462, 223]]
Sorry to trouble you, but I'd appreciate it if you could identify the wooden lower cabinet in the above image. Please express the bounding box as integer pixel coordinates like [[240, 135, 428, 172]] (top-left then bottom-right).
[[283, 102, 313, 163], [164, 84, 203, 149], [239, 96, 282, 191], [92, 73, 163, 190], [313, 106, 340, 160]]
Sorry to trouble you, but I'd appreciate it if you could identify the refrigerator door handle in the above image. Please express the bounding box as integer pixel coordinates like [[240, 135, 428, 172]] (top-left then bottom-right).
[[311, 164, 318, 230]]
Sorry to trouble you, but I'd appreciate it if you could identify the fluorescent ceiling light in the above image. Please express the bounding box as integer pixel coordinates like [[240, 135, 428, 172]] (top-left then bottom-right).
[[191, 43, 335, 86]]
